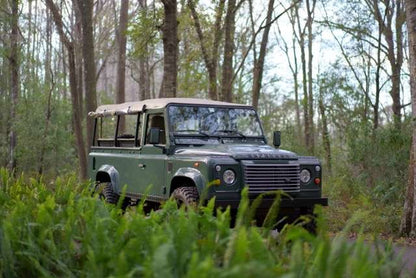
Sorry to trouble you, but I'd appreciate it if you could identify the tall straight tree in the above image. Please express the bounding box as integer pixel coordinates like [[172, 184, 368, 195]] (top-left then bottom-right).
[[221, 0, 236, 102], [364, 0, 405, 129], [8, 0, 19, 171], [188, 0, 225, 100], [295, 0, 316, 154], [45, 0, 87, 180], [251, 0, 275, 109], [161, 0, 178, 98], [116, 0, 129, 132], [75, 0, 97, 149], [400, 0, 416, 236]]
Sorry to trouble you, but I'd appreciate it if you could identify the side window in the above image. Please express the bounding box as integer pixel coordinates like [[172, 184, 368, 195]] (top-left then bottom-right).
[[117, 114, 141, 147], [95, 116, 117, 147], [95, 113, 141, 147], [145, 114, 166, 145]]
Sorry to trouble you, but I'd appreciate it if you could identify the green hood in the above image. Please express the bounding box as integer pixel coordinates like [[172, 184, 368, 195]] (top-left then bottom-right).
[[174, 144, 297, 160]]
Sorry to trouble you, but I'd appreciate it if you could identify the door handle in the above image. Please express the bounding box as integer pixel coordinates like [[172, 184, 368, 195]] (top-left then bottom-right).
[[138, 163, 146, 169]]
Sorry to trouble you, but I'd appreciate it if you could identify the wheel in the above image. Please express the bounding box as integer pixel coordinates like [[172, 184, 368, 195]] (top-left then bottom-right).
[[172, 187, 199, 207], [97, 182, 130, 210], [300, 207, 317, 234]]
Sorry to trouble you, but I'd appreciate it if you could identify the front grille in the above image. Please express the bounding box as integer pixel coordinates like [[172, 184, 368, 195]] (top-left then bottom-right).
[[243, 163, 300, 194]]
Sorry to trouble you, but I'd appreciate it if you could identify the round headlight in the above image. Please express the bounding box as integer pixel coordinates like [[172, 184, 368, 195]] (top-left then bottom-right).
[[300, 169, 311, 183], [223, 169, 236, 185]]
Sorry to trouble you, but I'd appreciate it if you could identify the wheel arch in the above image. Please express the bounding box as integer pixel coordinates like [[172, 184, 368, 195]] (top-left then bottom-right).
[[170, 167, 205, 196], [95, 164, 120, 193]]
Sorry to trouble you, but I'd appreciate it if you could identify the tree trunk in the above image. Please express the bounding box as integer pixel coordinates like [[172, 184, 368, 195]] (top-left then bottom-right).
[[220, 0, 236, 102], [252, 0, 274, 109], [45, 0, 87, 180], [116, 0, 129, 132], [306, 0, 316, 154], [161, 0, 178, 98], [367, 0, 405, 129], [400, 0, 416, 236], [319, 87, 331, 173], [295, 5, 310, 152], [76, 0, 97, 149], [188, 0, 225, 100], [8, 0, 19, 171]]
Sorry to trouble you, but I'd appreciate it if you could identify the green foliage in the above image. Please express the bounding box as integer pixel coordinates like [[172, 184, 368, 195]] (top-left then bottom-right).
[[14, 82, 76, 177], [324, 120, 410, 234], [128, 6, 163, 59], [0, 169, 407, 277]]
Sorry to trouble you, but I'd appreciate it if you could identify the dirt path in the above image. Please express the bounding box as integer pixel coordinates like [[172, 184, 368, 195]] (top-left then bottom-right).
[[394, 244, 416, 277]]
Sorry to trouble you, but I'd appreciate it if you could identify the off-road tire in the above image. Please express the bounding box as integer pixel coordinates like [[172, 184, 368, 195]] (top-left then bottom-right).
[[300, 207, 317, 234], [100, 182, 119, 204], [172, 187, 199, 207], [98, 182, 130, 210]]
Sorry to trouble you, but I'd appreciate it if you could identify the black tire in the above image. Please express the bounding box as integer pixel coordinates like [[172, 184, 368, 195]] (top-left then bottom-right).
[[98, 182, 130, 210], [300, 207, 317, 234], [172, 187, 199, 207]]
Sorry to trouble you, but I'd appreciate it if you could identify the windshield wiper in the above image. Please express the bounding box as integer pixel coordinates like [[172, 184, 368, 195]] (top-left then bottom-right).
[[214, 129, 246, 139], [174, 129, 210, 137]]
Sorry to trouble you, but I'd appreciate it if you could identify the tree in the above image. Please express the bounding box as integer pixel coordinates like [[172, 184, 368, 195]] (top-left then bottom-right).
[[45, 0, 87, 180], [251, 0, 275, 109], [364, 0, 405, 129], [400, 0, 416, 236], [8, 0, 19, 171], [75, 0, 97, 149], [161, 0, 178, 98], [116, 0, 129, 132], [294, 0, 316, 154], [220, 0, 237, 102], [188, 0, 225, 100]]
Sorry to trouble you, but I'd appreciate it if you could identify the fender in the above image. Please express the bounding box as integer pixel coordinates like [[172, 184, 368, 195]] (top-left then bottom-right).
[[96, 165, 120, 193], [173, 167, 206, 195]]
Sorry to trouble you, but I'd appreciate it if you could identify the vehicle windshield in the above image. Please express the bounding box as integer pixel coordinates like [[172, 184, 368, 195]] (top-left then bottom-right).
[[168, 105, 264, 138]]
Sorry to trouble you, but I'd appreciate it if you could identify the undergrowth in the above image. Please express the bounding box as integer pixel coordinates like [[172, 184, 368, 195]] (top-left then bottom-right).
[[0, 168, 408, 277]]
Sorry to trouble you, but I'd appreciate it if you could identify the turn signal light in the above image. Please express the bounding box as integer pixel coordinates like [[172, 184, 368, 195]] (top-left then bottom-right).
[[314, 178, 321, 185]]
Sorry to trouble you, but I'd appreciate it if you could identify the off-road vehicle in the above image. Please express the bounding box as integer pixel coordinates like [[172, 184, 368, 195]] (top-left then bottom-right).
[[88, 98, 327, 223]]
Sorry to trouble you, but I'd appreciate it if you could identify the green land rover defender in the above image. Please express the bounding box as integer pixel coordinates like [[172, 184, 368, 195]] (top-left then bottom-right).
[[88, 98, 327, 224]]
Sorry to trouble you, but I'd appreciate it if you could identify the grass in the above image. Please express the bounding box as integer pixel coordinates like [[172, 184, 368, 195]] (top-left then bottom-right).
[[0, 168, 409, 277]]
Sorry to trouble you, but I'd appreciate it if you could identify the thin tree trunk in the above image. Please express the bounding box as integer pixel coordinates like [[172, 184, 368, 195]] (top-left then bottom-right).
[[306, 0, 316, 154], [400, 0, 416, 236], [116, 0, 129, 132], [161, 0, 178, 98], [319, 87, 331, 173], [252, 0, 275, 109], [295, 6, 309, 152], [45, 0, 87, 180], [221, 0, 236, 102], [76, 0, 97, 149], [188, 0, 224, 100], [367, 0, 405, 129], [8, 0, 19, 171]]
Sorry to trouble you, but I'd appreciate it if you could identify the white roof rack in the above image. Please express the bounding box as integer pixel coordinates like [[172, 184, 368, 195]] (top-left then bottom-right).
[[89, 98, 251, 117]]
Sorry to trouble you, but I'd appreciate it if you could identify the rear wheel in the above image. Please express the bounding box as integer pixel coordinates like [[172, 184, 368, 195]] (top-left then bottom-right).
[[172, 187, 199, 207], [97, 182, 130, 210]]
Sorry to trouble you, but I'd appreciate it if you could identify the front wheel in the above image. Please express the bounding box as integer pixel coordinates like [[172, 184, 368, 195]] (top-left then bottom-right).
[[172, 187, 199, 207]]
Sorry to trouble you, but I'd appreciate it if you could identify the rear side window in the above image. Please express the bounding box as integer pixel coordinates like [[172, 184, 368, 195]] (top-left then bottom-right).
[[94, 113, 141, 147]]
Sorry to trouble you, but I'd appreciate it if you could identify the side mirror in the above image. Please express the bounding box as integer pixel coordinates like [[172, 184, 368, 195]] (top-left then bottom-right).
[[273, 131, 281, 148], [148, 127, 160, 144]]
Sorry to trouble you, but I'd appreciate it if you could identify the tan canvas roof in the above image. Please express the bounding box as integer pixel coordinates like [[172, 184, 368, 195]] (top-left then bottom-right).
[[89, 98, 251, 117]]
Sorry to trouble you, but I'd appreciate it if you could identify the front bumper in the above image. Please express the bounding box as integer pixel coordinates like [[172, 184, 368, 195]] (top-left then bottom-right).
[[215, 196, 328, 210]]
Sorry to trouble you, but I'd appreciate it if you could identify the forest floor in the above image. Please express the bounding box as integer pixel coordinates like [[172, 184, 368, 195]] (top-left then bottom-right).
[[334, 233, 416, 276]]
